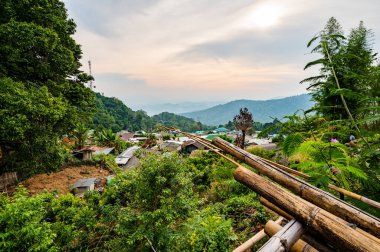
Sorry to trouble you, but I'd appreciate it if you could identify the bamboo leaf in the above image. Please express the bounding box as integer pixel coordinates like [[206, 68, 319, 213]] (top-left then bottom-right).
[[304, 59, 327, 70]]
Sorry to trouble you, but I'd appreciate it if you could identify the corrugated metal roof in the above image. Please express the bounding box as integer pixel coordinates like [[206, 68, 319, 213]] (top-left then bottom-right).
[[93, 147, 115, 155], [115, 146, 140, 165], [73, 178, 97, 188]]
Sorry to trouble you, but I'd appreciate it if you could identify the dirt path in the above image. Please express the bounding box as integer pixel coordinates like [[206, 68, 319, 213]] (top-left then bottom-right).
[[21, 166, 110, 195]]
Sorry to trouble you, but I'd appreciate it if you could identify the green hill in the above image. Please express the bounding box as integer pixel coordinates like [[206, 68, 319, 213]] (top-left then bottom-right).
[[90, 93, 208, 132], [182, 94, 314, 126]]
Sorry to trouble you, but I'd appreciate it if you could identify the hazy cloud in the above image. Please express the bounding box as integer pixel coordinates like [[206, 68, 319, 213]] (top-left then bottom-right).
[[63, 0, 380, 107]]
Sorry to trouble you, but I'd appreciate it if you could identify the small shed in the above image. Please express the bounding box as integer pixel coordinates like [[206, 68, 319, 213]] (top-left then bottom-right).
[[181, 140, 204, 154], [72, 178, 97, 194], [72, 147, 95, 160]]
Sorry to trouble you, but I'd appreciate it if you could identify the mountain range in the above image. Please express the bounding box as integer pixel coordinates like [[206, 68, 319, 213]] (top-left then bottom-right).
[[134, 101, 225, 116], [182, 94, 314, 126]]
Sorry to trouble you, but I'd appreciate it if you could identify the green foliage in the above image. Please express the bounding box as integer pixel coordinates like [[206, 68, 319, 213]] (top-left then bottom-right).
[[90, 93, 154, 132], [152, 112, 209, 132], [302, 17, 379, 127], [102, 153, 199, 250], [289, 140, 368, 189], [0, 79, 68, 178], [173, 208, 237, 252], [94, 128, 130, 154], [0, 148, 270, 251], [0, 187, 57, 251], [247, 147, 276, 160], [0, 0, 94, 178], [92, 154, 122, 174], [282, 133, 304, 156], [90, 93, 209, 133], [219, 134, 233, 143]]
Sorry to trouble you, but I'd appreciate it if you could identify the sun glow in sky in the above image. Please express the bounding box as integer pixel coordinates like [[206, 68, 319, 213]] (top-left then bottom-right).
[[63, 0, 380, 107], [241, 3, 283, 29]]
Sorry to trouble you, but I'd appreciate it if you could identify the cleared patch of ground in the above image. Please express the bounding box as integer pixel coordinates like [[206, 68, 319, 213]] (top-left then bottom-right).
[[21, 166, 110, 195]]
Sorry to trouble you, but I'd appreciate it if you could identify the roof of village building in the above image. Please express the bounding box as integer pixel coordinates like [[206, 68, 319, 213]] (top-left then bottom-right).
[[215, 127, 229, 132], [115, 146, 140, 165], [160, 140, 182, 151], [93, 147, 115, 155], [73, 178, 97, 189], [119, 132, 135, 141], [181, 140, 204, 149]]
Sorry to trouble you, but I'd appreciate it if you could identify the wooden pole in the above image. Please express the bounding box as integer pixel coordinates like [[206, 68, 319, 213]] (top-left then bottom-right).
[[260, 197, 336, 252], [258, 219, 304, 252], [234, 166, 380, 251], [260, 197, 293, 220], [328, 184, 380, 210], [264, 220, 318, 252], [233, 217, 284, 252], [263, 157, 380, 211], [213, 137, 380, 237]]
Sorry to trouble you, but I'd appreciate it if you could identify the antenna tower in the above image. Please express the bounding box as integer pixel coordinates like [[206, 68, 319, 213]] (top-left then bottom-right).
[[88, 60, 93, 89]]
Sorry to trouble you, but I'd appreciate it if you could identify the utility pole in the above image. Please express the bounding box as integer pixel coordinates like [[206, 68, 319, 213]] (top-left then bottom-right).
[[88, 60, 93, 90]]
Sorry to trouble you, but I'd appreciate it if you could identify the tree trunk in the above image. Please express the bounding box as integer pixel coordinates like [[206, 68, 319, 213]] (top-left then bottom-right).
[[241, 130, 246, 149]]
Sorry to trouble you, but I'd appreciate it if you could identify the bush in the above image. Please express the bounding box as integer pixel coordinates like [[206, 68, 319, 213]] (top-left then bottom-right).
[[92, 154, 121, 174], [172, 208, 236, 252], [247, 147, 276, 160]]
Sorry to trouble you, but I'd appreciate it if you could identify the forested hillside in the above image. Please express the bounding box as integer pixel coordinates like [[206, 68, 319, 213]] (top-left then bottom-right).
[[182, 94, 314, 125], [90, 93, 208, 132]]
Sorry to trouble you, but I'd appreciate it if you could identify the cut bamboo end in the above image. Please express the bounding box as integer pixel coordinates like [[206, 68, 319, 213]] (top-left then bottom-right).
[[233, 217, 284, 252], [264, 220, 318, 252], [258, 219, 304, 252]]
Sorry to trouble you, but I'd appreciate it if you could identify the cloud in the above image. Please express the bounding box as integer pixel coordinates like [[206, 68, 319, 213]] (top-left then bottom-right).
[[62, 0, 380, 106]]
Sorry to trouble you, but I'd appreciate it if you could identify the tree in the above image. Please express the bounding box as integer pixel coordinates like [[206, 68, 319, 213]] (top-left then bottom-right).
[[0, 0, 94, 177], [233, 108, 253, 149], [301, 17, 346, 120], [302, 17, 379, 126]]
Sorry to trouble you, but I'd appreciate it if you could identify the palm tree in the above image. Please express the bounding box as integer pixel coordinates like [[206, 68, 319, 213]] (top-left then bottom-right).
[[73, 123, 89, 149], [234, 108, 253, 149]]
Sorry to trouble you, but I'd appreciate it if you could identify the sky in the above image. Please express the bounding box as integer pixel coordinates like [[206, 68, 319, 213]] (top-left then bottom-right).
[[63, 0, 380, 108]]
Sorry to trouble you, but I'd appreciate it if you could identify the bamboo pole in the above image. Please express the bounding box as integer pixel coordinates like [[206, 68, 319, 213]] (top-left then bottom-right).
[[234, 166, 380, 251], [260, 197, 336, 252], [260, 197, 293, 220], [328, 184, 380, 210], [260, 158, 310, 179], [258, 219, 304, 252], [233, 217, 284, 252], [264, 220, 318, 252], [213, 137, 380, 237], [263, 157, 380, 211]]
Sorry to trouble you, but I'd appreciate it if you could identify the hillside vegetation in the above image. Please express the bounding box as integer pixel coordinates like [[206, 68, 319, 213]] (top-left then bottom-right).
[[182, 94, 314, 125], [90, 93, 209, 132]]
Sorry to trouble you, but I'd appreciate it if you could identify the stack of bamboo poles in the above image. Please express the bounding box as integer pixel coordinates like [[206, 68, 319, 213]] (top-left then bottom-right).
[[212, 137, 380, 251], [162, 127, 380, 251]]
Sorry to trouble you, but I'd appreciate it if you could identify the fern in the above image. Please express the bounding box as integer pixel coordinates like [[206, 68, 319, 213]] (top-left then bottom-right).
[[282, 133, 304, 157]]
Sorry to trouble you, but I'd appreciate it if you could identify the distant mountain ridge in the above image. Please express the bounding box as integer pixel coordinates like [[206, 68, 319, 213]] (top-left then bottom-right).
[[182, 94, 314, 126], [135, 101, 225, 116]]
